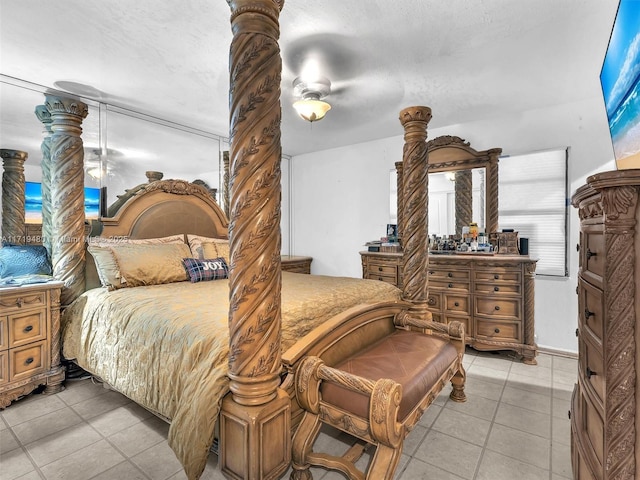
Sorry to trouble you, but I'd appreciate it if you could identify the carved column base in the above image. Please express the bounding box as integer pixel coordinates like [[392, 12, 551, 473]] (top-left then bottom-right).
[[220, 388, 291, 480]]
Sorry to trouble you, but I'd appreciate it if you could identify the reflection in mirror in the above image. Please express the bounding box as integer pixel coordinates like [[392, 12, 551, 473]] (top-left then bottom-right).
[[428, 168, 485, 237]]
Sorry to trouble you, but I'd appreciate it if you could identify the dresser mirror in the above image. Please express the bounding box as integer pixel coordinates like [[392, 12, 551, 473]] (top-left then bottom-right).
[[394, 135, 502, 243]]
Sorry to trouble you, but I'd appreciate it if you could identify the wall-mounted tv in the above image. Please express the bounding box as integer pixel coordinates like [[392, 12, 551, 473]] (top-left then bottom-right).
[[25, 181, 104, 224], [600, 0, 640, 169]]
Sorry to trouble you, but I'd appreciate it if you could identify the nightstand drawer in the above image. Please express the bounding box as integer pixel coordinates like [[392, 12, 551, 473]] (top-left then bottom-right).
[[10, 341, 47, 382], [367, 263, 397, 276], [0, 291, 47, 313], [370, 274, 398, 285], [578, 279, 603, 343], [580, 335, 604, 404], [9, 310, 46, 348]]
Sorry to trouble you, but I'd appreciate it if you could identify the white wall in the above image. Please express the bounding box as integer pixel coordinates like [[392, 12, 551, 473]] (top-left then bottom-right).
[[289, 94, 616, 355]]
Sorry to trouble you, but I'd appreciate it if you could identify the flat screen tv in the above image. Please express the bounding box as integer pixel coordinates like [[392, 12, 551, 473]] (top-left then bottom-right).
[[25, 181, 103, 224], [600, 0, 640, 169]]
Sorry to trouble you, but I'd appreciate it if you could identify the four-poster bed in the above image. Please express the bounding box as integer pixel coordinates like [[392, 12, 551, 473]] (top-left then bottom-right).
[[1, 1, 467, 479]]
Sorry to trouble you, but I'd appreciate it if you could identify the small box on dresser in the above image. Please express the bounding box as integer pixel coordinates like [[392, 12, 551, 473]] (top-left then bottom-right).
[[0, 281, 65, 408], [571, 170, 640, 480]]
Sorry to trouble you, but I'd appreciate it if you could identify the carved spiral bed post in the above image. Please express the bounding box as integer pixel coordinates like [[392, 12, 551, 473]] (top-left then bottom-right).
[[44, 95, 88, 306], [1, 149, 28, 244], [223, 150, 230, 219], [220, 1, 290, 479], [395, 160, 404, 246], [35, 106, 54, 256], [399, 106, 432, 320]]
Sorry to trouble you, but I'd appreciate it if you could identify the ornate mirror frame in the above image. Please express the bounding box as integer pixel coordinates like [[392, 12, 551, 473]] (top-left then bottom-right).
[[395, 135, 502, 243]]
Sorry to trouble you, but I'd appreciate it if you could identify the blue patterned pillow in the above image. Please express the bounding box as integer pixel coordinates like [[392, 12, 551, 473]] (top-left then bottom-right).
[[0, 245, 53, 278], [182, 257, 229, 283]]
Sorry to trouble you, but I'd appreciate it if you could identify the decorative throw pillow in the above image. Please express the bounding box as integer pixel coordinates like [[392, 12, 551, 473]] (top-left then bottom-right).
[[182, 257, 229, 283], [109, 242, 192, 288], [87, 235, 185, 289], [0, 245, 52, 278], [186, 235, 230, 264]]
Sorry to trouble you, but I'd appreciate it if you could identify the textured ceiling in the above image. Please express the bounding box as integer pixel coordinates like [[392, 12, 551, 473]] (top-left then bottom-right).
[[0, 0, 618, 158]]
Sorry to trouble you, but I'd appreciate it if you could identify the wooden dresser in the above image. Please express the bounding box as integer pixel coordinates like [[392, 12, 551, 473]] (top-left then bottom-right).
[[281, 255, 313, 274], [0, 281, 65, 408], [570, 169, 640, 479], [361, 251, 538, 363]]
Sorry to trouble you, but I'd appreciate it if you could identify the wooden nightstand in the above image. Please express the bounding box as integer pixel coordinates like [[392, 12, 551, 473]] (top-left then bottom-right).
[[281, 255, 313, 274], [0, 281, 65, 408]]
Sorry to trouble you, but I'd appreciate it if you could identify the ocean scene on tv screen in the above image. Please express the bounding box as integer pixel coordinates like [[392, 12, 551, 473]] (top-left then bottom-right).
[[25, 182, 100, 223], [600, 0, 640, 165]]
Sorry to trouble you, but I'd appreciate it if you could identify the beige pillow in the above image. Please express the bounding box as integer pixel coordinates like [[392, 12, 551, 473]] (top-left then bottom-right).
[[110, 243, 191, 288], [87, 235, 185, 289], [187, 235, 230, 264]]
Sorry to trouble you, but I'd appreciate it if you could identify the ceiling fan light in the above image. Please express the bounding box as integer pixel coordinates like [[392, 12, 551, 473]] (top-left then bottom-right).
[[293, 99, 332, 122]]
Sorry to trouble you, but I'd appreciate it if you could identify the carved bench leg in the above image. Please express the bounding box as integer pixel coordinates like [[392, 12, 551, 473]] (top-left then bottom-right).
[[290, 411, 322, 480], [449, 365, 467, 403], [366, 443, 403, 480]]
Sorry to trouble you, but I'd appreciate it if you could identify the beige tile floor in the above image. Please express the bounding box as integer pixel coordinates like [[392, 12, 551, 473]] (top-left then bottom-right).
[[0, 349, 576, 480]]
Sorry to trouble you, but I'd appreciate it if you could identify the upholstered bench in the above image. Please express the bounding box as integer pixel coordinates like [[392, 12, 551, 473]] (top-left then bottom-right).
[[290, 315, 466, 480]]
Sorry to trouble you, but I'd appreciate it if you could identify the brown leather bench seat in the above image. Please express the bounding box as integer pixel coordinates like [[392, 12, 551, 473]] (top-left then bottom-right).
[[321, 328, 458, 422]]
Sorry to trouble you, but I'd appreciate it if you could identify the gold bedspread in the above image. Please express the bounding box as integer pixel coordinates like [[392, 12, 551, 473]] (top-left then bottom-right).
[[60, 272, 401, 478]]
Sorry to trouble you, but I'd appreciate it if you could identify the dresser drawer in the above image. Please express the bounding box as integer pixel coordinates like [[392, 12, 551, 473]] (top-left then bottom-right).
[[577, 387, 604, 476], [474, 283, 521, 295], [0, 291, 47, 313], [581, 226, 604, 288], [476, 319, 521, 343], [444, 294, 470, 315], [430, 280, 470, 292], [474, 269, 521, 284], [580, 335, 604, 405], [578, 278, 603, 342], [428, 268, 470, 282], [9, 341, 47, 382], [427, 292, 442, 311], [8, 310, 47, 348], [475, 297, 520, 319], [0, 351, 7, 385]]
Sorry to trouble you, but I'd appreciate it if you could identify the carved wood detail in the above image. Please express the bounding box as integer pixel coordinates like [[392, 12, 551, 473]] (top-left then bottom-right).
[[35, 105, 54, 256], [455, 169, 472, 235], [1, 149, 28, 244], [395, 160, 404, 245], [399, 106, 432, 319], [44, 95, 88, 306]]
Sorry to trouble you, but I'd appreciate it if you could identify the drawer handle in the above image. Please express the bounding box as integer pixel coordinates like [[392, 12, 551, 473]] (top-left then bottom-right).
[[586, 249, 597, 260], [448, 283, 453, 288], [454, 302, 460, 307], [586, 367, 597, 379], [494, 274, 499, 280], [576, 286, 579, 295], [448, 272, 453, 278], [429, 271, 434, 275], [428, 297, 436, 306], [495, 305, 501, 311], [494, 328, 500, 334], [575, 328, 579, 337], [584, 309, 594, 320], [494, 286, 500, 292], [576, 243, 580, 252], [568, 410, 571, 420], [378, 267, 383, 272], [378, 277, 384, 281], [24, 325, 34, 333], [25, 357, 34, 365], [16, 297, 24, 308]]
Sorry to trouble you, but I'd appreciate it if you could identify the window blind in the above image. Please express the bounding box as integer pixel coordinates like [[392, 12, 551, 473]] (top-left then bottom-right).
[[498, 148, 568, 276]]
